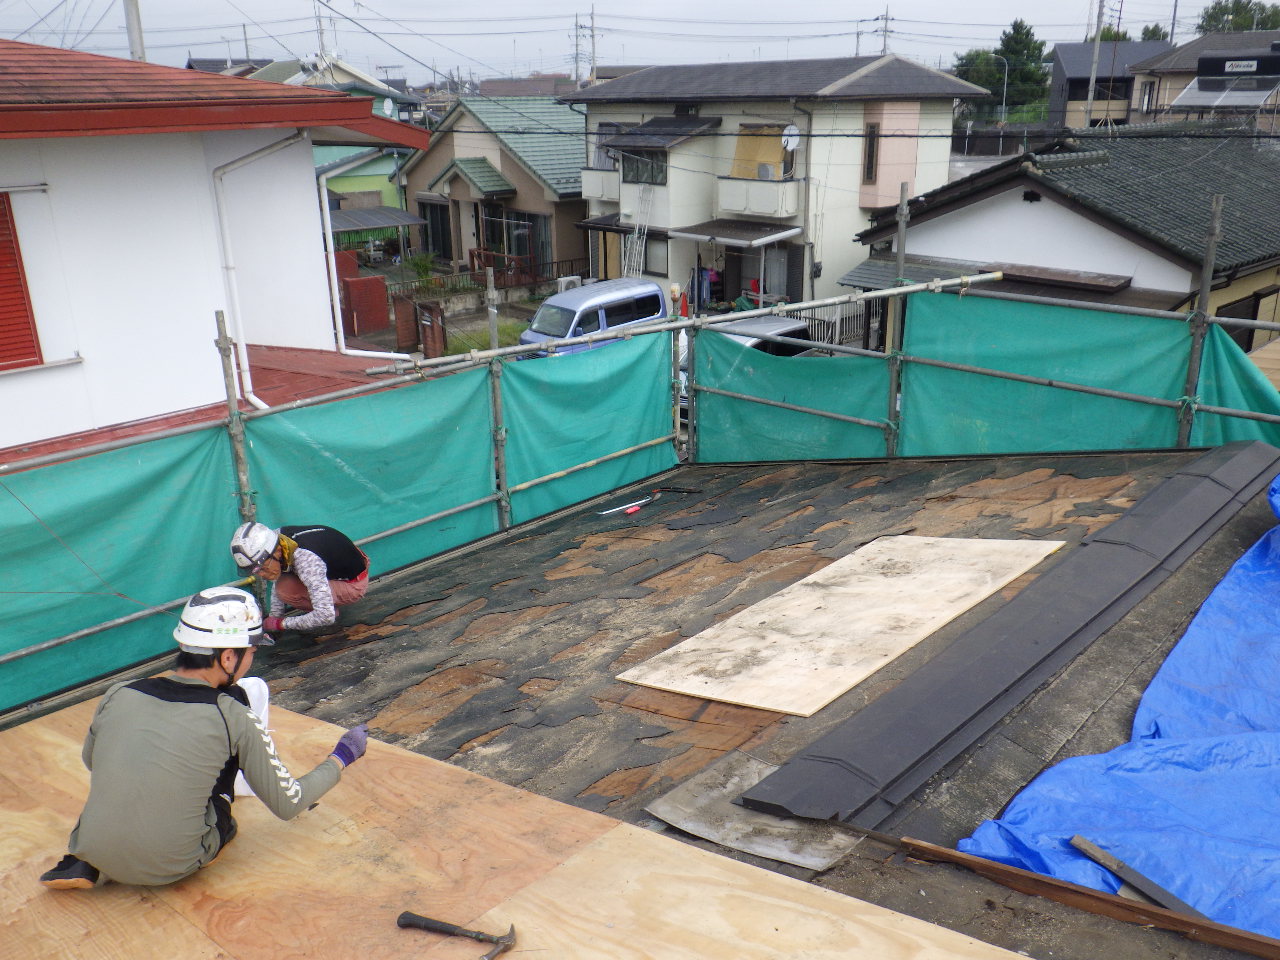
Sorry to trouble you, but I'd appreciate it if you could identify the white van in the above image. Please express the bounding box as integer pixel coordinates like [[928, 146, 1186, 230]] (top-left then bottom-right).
[[519, 278, 668, 356]]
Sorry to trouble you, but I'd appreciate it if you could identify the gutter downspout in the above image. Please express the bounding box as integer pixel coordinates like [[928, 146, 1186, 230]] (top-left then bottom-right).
[[319, 157, 412, 361], [792, 99, 816, 301], [213, 130, 306, 410]]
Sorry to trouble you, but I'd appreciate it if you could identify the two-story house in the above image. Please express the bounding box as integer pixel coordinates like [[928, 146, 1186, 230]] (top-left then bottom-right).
[[1047, 41, 1172, 128], [1128, 30, 1280, 130], [563, 56, 986, 309], [396, 97, 588, 276]]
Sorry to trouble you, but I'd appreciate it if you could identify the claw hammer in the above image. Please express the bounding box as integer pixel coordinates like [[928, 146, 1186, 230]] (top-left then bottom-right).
[[397, 912, 517, 959]]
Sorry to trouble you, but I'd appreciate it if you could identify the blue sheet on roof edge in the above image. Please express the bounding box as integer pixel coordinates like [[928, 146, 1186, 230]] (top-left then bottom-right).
[[958, 474, 1280, 938]]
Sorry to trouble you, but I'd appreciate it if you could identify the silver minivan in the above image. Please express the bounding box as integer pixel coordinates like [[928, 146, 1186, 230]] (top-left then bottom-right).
[[519, 278, 668, 356]]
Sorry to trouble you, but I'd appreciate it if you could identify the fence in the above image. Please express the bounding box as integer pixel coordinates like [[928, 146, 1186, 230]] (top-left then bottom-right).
[[386, 257, 589, 302], [5, 277, 1280, 716]]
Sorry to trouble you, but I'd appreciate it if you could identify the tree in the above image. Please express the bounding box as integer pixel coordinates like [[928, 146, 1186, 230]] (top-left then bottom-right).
[[1141, 23, 1170, 41], [952, 19, 1049, 112], [1086, 25, 1132, 41], [1196, 0, 1280, 32]]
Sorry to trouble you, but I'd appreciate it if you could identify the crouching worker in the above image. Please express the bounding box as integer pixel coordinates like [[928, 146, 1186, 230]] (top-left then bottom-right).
[[39, 586, 369, 890], [230, 522, 369, 637]]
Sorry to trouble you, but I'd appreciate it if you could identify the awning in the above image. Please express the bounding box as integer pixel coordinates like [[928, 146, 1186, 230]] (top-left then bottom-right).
[[602, 115, 722, 149], [668, 218, 802, 248], [428, 156, 515, 196], [1170, 75, 1280, 109], [330, 206, 426, 232]]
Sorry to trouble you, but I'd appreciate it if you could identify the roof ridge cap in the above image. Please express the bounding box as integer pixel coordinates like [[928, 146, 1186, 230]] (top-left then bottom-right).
[[816, 55, 890, 96]]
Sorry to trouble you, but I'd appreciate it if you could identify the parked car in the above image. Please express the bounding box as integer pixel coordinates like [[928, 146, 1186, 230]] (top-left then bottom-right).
[[519, 278, 668, 356], [679, 314, 817, 415]]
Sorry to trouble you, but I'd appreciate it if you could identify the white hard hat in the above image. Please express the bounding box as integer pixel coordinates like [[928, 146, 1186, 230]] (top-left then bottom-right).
[[173, 586, 273, 654], [230, 521, 279, 570]]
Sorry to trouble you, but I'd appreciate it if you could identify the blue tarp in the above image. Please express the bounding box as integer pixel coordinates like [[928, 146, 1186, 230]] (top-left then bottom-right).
[[959, 475, 1280, 937]]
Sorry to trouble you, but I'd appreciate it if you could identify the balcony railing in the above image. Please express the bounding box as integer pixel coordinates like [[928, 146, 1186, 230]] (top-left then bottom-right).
[[716, 176, 801, 219], [581, 167, 620, 202]]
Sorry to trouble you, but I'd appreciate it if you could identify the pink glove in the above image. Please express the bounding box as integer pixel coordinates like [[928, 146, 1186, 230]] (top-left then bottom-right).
[[262, 616, 285, 633]]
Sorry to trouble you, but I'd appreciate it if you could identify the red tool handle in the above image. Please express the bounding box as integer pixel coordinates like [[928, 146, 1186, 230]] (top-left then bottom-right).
[[396, 912, 497, 943]]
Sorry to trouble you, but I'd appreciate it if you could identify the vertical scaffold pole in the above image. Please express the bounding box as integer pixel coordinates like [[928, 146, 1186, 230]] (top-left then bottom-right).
[[215, 309, 256, 523], [489, 358, 512, 530], [1177, 194, 1222, 448]]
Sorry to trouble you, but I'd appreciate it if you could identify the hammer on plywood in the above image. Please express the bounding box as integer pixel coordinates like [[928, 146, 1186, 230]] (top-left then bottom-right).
[[396, 912, 516, 959]]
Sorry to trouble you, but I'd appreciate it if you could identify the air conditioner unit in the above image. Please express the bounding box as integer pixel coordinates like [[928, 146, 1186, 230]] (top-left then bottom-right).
[[556, 276, 583, 292]]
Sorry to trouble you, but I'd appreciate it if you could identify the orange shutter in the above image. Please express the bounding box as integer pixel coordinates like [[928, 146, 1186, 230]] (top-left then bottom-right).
[[0, 192, 40, 371]]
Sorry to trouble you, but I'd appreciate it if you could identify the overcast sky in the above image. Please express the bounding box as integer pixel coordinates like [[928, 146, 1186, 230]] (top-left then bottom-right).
[[2, 0, 1208, 82]]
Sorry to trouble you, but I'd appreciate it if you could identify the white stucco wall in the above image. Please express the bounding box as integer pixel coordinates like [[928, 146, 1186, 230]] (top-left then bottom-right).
[[0, 128, 335, 450], [900, 186, 1193, 293]]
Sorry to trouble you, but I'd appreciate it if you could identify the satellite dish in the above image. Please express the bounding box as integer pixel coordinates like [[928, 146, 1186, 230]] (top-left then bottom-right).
[[781, 123, 800, 151]]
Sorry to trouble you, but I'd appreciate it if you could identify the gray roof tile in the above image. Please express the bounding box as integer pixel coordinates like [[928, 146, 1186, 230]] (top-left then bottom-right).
[[1130, 30, 1280, 72], [455, 96, 586, 196], [565, 54, 985, 102]]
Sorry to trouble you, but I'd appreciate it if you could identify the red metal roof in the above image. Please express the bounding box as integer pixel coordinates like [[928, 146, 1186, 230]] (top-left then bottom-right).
[[0, 39, 429, 150]]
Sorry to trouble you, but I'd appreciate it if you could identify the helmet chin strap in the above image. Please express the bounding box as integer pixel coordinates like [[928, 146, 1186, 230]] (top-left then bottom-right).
[[218, 648, 248, 688]]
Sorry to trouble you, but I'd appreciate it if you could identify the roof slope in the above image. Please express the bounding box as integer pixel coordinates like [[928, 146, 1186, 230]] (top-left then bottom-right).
[[454, 96, 586, 196], [1052, 40, 1173, 78], [565, 54, 986, 102], [1131, 29, 1280, 72], [0, 39, 429, 149], [861, 127, 1280, 274]]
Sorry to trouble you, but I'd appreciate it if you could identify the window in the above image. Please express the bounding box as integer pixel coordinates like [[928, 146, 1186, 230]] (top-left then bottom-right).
[[0, 193, 40, 372], [1140, 80, 1156, 113], [621, 150, 667, 185], [862, 122, 880, 185], [644, 238, 668, 276], [417, 200, 452, 262], [593, 122, 620, 170]]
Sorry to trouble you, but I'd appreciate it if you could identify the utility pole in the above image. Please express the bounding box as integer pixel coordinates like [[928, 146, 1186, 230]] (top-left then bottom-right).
[[1169, 0, 1178, 45], [590, 6, 597, 84], [881, 7, 889, 54], [1084, 0, 1105, 126], [574, 14, 581, 85], [123, 0, 145, 61]]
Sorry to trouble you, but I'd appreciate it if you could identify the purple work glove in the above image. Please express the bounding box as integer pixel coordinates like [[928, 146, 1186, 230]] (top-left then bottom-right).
[[330, 723, 369, 768], [261, 616, 285, 634]]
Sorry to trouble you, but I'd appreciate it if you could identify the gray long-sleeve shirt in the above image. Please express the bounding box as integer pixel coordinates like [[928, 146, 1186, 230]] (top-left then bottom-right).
[[68, 675, 341, 886]]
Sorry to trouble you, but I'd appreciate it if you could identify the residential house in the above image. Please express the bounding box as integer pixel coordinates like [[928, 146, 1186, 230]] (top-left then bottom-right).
[[562, 56, 987, 310], [249, 56, 421, 123], [843, 126, 1280, 351], [478, 73, 578, 97], [1128, 30, 1280, 131], [1047, 40, 1172, 128], [185, 56, 274, 77], [0, 38, 427, 452], [396, 97, 588, 275]]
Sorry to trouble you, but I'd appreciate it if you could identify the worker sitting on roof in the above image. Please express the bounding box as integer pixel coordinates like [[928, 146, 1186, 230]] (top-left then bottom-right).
[[230, 522, 370, 637], [39, 586, 368, 889]]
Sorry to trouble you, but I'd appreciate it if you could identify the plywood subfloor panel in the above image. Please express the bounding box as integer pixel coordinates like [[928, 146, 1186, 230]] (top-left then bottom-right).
[[617, 536, 1064, 716], [4, 694, 1017, 959], [474, 822, 1021, 959]]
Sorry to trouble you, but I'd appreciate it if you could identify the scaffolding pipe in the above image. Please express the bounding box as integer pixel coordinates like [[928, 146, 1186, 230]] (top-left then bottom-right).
[[966, 287, 1280, 333], [488, 359, 512, 530], [687, 327, 700, 463], [215, 310, 256, 522], [0, 577, 254, 667], [507, 434, 675, 494], [0, 418, 230, 475], [351, 492, 503, 546], [1178, 194, 1223, 448], [693, 385, 891, 432]]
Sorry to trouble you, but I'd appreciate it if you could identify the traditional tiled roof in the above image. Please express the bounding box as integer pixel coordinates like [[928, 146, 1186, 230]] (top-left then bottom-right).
[[452, 97, 586, 196], [0, 39, 429, 149], [1130, 30, 1280, 72], [565, 54, 987, 102], [857, 125, 1280, 275], [430, 156, 515, 196]]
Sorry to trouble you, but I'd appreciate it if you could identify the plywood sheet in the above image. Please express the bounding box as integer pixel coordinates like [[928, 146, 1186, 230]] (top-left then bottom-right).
[[476, 822, 1021, 959], [617, 536, 1064, 716], [3, 693, 1018, 959]]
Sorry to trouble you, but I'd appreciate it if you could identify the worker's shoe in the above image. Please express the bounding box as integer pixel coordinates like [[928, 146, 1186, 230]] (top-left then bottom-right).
[[39, 854, 99, 890]]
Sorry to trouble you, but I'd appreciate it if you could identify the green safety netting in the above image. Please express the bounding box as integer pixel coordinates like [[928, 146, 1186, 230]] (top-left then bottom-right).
[[245, 370, 499, 576], [1190, 324, 1280, 447], [898, 294, 1190, 456], [0, 428, 241, 714], [692, 330, 890, 462], [501, 334, 678, 523]]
